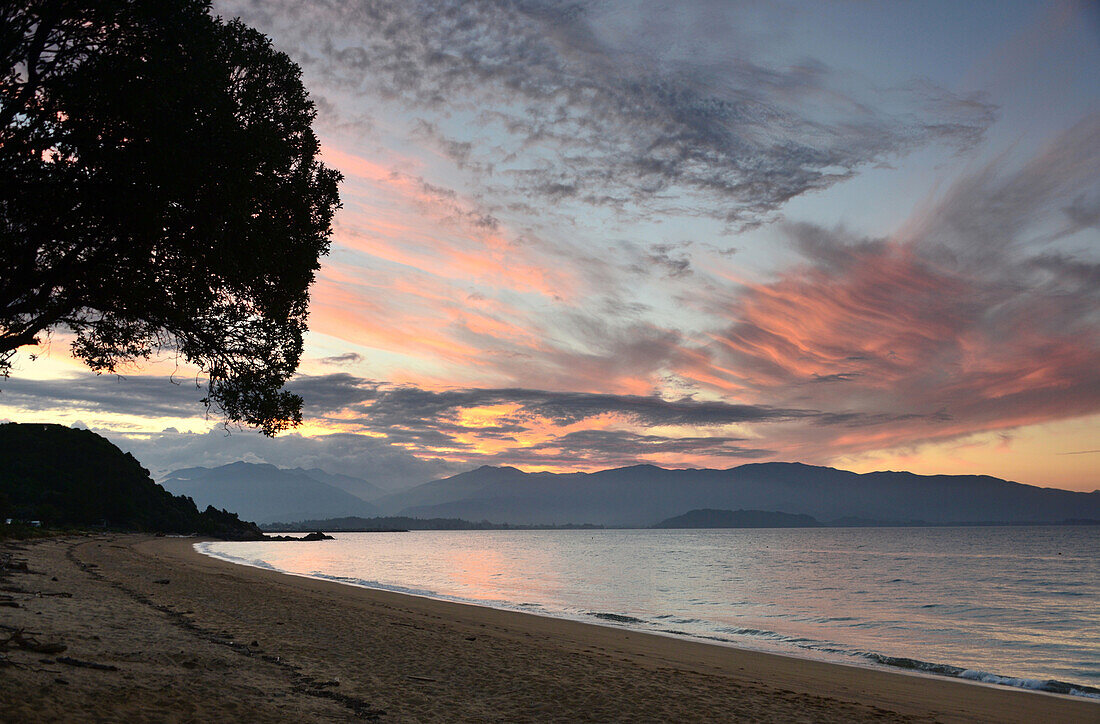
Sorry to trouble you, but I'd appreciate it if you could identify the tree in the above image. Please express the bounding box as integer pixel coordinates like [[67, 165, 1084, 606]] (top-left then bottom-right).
[[0, 1, 342, 435]]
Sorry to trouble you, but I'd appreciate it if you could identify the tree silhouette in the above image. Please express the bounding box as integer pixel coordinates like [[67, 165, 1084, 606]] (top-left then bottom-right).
[[0, 1, 341, 435]]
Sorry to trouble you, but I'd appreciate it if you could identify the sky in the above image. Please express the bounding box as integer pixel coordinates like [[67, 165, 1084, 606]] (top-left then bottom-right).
[[3, 0, 1099, 491]]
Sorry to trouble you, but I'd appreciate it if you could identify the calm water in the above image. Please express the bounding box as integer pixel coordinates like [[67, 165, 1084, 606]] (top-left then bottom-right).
[[199, 526, 1100, 697]]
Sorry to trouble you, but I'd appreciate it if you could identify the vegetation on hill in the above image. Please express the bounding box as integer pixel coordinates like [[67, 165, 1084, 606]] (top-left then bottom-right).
[[654, 509, 820, 528], [261, 516, 605, 532], [0, 423, 264, 539]]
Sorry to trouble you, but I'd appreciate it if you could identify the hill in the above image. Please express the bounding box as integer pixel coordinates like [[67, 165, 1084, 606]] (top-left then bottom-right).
[[377, 462, 1100, 527], [261, 516, 605, 531], [162, 462, 379, 524], [291, 467, 385, 501], [0, 423, 264, 539], [654, 509, 820, 528]]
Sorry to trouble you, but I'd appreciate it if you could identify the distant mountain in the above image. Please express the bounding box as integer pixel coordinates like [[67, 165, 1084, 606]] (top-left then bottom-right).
[[262, 516, 605, 531], [372, 465, 531, 512], [162, 462, 379, 524], [291, 468, 385, 501], [655, 509, 820, 528], [380, 462, 1100, 527], [0, 423, 264, 539]]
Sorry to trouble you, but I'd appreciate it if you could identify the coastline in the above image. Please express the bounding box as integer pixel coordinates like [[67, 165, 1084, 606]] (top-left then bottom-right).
[[1, 535, 1095, 722]]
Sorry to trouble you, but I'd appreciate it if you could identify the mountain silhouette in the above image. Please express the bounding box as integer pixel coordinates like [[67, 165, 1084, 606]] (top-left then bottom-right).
[[374, 462, 1100, 526]]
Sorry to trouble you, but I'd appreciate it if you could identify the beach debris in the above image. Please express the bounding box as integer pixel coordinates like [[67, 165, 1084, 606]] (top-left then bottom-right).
[[406, 675, 437, 683], [153, 578, 170, 584], [391, 621, 423, 630], [0, 553, 34, 575], [56, 656, 119, 671], [0, 629, 67, 654]]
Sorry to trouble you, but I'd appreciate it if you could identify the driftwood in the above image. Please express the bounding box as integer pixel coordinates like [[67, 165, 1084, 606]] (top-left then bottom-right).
[[56, 656, 118, 671], [0, 587, 71, 603], [0, 553, 35, 577], [0, 629, 67, 655]]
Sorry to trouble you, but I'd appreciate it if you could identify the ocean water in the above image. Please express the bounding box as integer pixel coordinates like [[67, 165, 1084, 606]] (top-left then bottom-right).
[[198, 526, 1100, 698]]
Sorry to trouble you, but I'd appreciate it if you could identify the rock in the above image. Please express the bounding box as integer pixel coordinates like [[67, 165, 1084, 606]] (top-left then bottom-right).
[[264, 530, 334, 541]]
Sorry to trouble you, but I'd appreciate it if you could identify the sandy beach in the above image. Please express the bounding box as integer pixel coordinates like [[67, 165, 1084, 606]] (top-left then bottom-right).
[[0, 535, 1096, 722]]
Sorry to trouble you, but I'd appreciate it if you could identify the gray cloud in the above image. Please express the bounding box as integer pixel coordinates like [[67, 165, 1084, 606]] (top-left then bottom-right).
[[105, 423, 772, 485], [317, 352, 364, 366], [521, 429, 772, 459], [1, 368, 964, 481], [705, 115, 1100, 454], [0, 374, 211, 418], [109, 428, 460, 489], [217, 0, 994, 227], [628, 242, 693, 278], [310, 380, 813, 427], [429, 428, 775, 470]]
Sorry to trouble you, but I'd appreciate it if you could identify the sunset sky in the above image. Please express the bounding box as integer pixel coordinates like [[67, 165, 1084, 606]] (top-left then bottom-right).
[[3, 0, 1098, 491]]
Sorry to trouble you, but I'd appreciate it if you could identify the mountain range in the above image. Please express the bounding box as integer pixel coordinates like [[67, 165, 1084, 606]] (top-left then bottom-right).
[[161, 462, 381, 524], [375, 463, 1098, 526], [163, 461, 1100, 527]]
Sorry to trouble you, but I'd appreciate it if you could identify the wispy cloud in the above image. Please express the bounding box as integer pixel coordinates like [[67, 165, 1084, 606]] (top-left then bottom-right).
[[112, 427, 460, 488], [219, 0, 993, 227], [700, 115, 1100, 456], [5, 3, 1095, 488]]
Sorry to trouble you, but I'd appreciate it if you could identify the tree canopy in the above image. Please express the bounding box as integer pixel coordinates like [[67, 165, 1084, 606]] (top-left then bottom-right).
[[0, 422, 266, 538], [0, 1, 342, 435]]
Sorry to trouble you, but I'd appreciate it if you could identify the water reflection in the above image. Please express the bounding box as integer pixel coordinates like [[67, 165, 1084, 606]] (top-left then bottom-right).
[[203, 526, 1100, 691]]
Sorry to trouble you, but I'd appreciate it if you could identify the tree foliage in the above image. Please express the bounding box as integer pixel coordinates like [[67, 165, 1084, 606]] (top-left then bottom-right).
[[0, 422, 266, 539], [0, 1, 341, 434]]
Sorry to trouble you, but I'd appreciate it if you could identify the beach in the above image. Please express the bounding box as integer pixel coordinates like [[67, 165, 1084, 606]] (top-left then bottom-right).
[[1, 535, 1095, 722]]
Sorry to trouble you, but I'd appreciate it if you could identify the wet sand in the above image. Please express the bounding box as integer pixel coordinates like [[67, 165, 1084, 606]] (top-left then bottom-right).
[[0, 535, 1095, 722]]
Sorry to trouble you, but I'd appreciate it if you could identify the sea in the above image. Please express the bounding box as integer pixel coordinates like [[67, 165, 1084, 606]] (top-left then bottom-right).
[[197, 525, 1100, 699]]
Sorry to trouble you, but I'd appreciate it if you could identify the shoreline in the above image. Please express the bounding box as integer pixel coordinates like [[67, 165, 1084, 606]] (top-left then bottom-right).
[[197, 537, 1100, 701], [1, 535, 1096, 722]]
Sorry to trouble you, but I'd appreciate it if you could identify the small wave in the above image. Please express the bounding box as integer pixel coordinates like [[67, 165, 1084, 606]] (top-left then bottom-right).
[[865, 653, 965, 677], [715, 626, 811, 644], [654, 615, 702, 624], [959, 670, 1100, 698], [194, 543, 277, 571], [863, 653, 1100, 699], [588, 612, 645, 624], [306, 572, 439, 599]]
